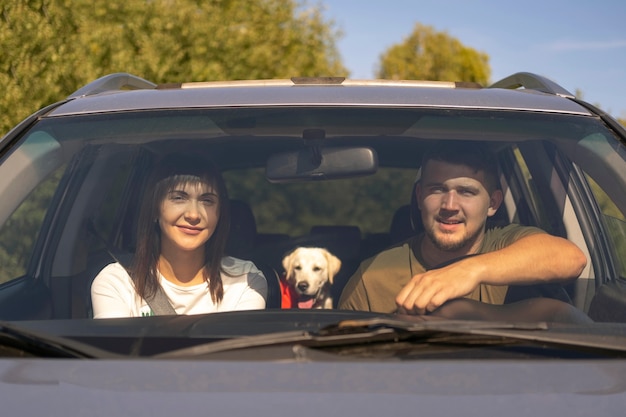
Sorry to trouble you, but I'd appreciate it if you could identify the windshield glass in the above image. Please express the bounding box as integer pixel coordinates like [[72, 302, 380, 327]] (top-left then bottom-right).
[[1, 105, 625, 357]]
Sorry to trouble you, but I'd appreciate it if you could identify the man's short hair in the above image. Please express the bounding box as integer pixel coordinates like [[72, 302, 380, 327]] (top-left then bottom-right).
[[420, 140, 500, 193]]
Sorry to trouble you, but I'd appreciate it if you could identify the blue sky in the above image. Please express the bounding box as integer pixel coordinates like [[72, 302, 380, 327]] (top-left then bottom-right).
[[320, 0, 626, 119]]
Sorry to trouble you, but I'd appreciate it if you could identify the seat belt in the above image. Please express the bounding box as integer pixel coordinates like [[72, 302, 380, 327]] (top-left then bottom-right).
[[145, 285, 177, 315], [86, 222, 177, 316]]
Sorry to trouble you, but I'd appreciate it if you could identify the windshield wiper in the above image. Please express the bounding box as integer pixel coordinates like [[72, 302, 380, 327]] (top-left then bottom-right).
[[155, 317, 626, 359], [0, 321, 122, 359], [329, 317, 626, 353]]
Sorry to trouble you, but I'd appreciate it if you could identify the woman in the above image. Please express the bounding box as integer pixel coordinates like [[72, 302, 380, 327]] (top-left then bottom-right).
[[91, 154, 267, 318]]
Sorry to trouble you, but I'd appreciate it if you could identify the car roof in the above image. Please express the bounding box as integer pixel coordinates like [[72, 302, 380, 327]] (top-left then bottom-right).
[[45, 73, 593, 117]]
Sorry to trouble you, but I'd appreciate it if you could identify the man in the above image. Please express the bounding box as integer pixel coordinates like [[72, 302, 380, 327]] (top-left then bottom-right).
[[338, 141, 587, 315]]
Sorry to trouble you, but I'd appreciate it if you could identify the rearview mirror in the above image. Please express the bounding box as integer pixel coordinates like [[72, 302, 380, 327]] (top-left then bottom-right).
[[265, 146, 378, 183]]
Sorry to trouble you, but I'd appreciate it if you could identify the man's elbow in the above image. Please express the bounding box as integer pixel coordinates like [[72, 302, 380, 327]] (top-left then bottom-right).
[[565, 244, 587, 281]]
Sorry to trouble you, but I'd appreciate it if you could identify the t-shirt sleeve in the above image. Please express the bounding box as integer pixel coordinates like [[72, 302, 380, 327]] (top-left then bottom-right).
[[236, 269, 267, 310], [91, 262, 136, 319], [482, 224, 546, 252], [339, 243, 413, 313], [338, 265, 370, 311], [222, 257, 267, 310]]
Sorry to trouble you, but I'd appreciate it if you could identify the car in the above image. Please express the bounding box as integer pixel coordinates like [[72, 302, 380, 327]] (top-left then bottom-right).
[[1, 72, 626, 414]]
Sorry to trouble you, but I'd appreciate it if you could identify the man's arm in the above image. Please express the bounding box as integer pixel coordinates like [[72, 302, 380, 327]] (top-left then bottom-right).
[[395, 233, 587, 315], [338, 268, 370, 311]]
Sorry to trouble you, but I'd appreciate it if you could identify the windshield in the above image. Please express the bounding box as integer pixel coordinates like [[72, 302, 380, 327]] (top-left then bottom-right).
[[1, 105, 625, 358]]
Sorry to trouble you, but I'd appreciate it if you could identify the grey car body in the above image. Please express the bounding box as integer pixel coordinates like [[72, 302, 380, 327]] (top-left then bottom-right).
[[1, 72, 626, 414]]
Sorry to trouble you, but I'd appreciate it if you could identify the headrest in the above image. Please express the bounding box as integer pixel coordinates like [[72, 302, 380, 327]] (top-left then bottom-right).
[[309, 225, 362, 260], [226, 199, 257, 258], [389, 204, 415, 243]]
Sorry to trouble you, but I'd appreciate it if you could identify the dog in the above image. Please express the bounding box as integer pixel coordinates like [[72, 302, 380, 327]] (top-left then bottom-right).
[[281, 247, 341, 309]]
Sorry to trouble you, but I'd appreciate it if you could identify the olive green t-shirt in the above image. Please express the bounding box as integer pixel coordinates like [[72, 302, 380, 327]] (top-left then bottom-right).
[[338, 224, 544, 313]]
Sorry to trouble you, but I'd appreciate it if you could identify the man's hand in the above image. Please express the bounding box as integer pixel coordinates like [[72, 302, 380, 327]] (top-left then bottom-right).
[[394, 233, 586, 315], [395, 258, 482, 315]]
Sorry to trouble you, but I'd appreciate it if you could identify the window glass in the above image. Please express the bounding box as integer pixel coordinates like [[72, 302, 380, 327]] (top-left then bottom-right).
[[87, 151, 138, 253], [224, 167, 417, 236], [0, 165, 65, 284], [501, 145, 553, 232], [586, 174, 626, 278]]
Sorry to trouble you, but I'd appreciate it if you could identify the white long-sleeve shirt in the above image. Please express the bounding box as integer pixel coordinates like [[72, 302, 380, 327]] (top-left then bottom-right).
[[91, 256, 267, 318]]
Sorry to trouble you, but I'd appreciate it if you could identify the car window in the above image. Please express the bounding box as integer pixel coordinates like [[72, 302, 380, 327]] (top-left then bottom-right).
[[0, 164, 65, 284], [585, 173, 626, 279], [225, 167, 417, 236], [510, 146, 553, 230]]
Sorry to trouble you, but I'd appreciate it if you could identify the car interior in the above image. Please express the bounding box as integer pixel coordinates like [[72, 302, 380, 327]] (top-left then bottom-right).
[[0, 107, 625, 323]]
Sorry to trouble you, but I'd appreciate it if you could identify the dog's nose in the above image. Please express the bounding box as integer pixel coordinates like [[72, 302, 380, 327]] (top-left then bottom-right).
[[297, 282, 309, 291]]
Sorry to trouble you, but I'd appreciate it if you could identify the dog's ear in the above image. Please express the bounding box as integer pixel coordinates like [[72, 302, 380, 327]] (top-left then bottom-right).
[[323, 250, 342, 284], [282, 249, 297, 279]]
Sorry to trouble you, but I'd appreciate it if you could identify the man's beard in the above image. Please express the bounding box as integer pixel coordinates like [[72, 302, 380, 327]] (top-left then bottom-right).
[[424, 221, 484, 252]]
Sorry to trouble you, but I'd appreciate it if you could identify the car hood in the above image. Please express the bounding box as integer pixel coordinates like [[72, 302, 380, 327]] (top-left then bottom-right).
[[0, 358, 624, 416]]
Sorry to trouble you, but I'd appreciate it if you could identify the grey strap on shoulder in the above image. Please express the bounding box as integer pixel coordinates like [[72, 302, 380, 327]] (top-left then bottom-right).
[[108, 253, 175, 316], [145, 286, 177, 315]]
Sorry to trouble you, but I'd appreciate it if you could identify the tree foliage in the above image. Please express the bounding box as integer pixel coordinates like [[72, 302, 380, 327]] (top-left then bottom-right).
[[0, 0, 347, 135], [376, 23, 490, 84]]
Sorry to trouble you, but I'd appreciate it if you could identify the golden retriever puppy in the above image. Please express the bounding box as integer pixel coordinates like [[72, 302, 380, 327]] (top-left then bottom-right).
[[282, 247, 341, 309]]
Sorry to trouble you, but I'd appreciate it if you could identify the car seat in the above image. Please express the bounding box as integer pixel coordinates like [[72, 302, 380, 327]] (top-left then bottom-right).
[[226, 199, 258, 258], [225, 199, 281, 308], [389, 204, 416, 244]]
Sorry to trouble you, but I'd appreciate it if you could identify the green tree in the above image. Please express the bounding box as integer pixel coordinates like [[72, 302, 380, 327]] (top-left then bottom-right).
[[1, 0, 346, 135], [0, 0, 79, 136], [376, 23, 490, 84]]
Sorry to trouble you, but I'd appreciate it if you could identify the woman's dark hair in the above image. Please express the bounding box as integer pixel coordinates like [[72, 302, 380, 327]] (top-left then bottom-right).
[[130, 154, 231, 303]]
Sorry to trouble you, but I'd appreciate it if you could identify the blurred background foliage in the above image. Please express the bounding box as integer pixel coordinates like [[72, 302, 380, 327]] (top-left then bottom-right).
[[0, 0, 347, 135], [377, 23, 490, 85], [1, 0, 623, 134], [225, 168, 417, 236]]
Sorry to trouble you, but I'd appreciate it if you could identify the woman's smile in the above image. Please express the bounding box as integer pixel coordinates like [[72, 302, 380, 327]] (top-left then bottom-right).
[[177, 225, 204, 235]]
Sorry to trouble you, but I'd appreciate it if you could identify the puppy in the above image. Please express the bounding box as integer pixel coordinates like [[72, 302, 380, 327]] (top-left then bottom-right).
[[281, 247, 341, 309]]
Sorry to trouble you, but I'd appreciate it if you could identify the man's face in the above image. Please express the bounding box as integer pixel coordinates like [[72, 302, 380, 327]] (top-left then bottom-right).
[[416, 160, 502, 254]]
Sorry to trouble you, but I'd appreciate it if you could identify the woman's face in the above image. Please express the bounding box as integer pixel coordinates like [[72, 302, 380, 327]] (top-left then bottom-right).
[[157, 180, 220, 257]]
